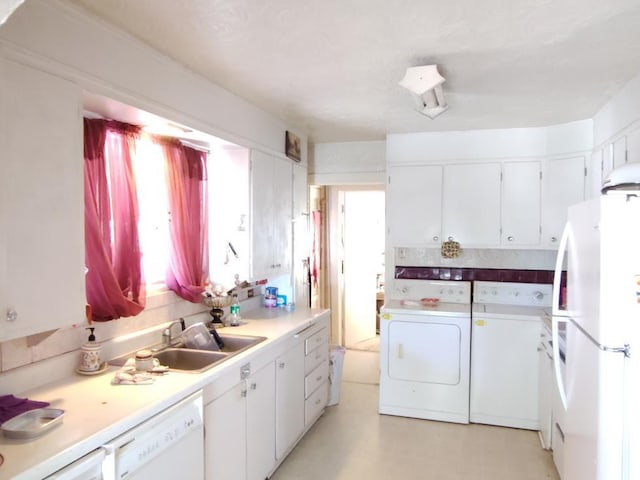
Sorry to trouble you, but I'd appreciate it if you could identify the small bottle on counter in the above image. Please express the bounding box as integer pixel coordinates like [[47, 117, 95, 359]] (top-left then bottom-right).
[[79, 327, 102, 373], [228, 293, 241, 326]]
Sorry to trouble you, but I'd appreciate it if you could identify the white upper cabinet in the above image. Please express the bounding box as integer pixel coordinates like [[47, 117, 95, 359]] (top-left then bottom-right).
[[613, 136, 627, 169], [541, 156, 586, 248], [442, 163, 501, 246], [250, 150, 292, 280], [626, 127, 640, 164], [292, 163, 309, 306], [0, 58, 85, 341], [586, 149, 604, 199], [501, 161, 541, 246], [387, 165, 442, 247]]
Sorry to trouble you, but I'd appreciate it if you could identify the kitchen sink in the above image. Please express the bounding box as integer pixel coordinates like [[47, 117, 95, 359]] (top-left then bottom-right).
[[153, 348, 229, 373], [215, 333, 267, 353], [108, 333, 266, 373]]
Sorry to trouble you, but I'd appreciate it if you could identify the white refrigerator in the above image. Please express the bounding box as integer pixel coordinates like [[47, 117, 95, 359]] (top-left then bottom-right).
[[552, 193, 640, 480]]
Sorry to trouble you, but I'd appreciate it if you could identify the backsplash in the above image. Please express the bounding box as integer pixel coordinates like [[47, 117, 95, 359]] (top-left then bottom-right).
[[395, 266, 554, 284], [0, 290, 259, 394], [394, 247, 557, 270], [391, 247, 559, 285]]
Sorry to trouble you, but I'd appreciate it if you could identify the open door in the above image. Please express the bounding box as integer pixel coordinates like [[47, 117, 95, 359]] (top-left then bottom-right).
[[342, 190, 384, 347]]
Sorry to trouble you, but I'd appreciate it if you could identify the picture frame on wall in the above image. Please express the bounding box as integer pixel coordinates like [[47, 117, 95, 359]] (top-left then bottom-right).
[[285, 130, 302, 162]]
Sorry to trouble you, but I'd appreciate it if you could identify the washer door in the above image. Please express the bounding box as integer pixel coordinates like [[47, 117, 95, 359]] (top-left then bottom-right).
[[387, 321, 461, 385]]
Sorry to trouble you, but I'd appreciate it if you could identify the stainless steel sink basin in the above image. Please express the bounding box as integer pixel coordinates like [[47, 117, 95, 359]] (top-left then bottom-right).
[[153, 348, 228, 373], [216, 333, 267, 353], [108, 333, 266, 373]]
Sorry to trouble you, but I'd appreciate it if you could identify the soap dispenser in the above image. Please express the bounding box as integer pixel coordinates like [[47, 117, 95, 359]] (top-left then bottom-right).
[[79, 327, 102, 373]]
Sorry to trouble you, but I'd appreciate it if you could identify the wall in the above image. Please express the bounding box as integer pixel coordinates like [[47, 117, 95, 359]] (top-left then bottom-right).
[[0, 0, 307, 160], [593, 71, 640, 148], [0, 0, 304, 388], [309, 140, 385, 185], [386, 119, 592, 164]]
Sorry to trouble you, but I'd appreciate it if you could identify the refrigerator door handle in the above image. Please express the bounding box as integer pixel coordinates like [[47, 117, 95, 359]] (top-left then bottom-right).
[[552, 315, 568, 410], [552, 223, 570, 317], [569, 317, 631, 358]]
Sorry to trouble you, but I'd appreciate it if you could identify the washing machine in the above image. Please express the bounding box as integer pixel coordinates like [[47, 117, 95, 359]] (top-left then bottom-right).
[[379, 280, 472, 424], [470, 281, 552, 430]]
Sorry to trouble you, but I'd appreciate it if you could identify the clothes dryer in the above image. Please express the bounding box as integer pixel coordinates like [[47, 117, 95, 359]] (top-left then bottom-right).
[[380, 280, 471, 424]]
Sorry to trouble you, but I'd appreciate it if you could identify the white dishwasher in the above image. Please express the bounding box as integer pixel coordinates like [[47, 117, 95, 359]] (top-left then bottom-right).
[[470, 281, 552, 430], [44, 449, 105, 479], [102, 391, 204, 480]]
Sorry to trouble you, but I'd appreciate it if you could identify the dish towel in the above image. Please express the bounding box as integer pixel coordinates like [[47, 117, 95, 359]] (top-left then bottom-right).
[[111, 358, 169, 385], [0, 395, 50, 425]]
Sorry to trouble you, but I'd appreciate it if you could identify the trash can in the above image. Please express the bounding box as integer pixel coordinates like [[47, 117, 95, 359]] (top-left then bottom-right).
[[328, 345, 346, 406]]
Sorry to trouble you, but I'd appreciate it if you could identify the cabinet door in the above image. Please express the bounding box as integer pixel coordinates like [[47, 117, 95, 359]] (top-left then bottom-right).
[[586, 149, 603, 200], [271, 157, 292, 275], [627, 127, 640, 164], [501, 161, 541, 246], [247, 362, 276, 480], [387, 165, 442, 246], [0, 58, 84, 340], [292, 163, 309, 307], [541, 156, 585, 248], [250, 151, 292, 280], [613, 136, 627, 169], [442, 163, 501, 246], [204, 381, 247, 480], [250, 151, 274, 279], [275, 341, 305, 460]]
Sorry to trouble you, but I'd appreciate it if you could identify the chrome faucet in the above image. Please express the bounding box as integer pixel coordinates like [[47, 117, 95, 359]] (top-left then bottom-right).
[[162, 318, 186, 347]]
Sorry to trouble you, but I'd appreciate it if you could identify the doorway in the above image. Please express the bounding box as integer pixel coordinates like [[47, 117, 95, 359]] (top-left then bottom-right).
[[323, 186, 384, 348]]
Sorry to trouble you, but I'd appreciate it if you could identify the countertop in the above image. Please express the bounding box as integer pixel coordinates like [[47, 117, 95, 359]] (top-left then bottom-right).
[[0, 306, 329, 480]]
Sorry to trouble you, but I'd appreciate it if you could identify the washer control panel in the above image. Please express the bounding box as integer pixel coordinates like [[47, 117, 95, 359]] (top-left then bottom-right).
[[473, 281, 552, 307]]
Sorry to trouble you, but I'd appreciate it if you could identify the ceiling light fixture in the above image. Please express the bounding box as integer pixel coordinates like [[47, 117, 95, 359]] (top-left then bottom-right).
[[399, 64, 448, 119]]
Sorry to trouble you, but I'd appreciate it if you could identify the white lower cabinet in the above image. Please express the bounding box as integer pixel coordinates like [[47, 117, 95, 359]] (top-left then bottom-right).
[[275, 339, 305, 460], [204, 361, 275, 480], [274, 315, 331, 460], [203, 312, 330, 480], [303, 325, 329, 426]]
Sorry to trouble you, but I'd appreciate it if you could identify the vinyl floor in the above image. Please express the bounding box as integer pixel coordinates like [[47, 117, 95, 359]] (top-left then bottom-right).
[[270, 348, 560, 480]]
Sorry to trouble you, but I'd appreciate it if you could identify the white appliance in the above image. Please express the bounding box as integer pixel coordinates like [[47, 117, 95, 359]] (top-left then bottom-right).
[[538, 316, 554, 450], [379, 280, 471, 424], [471, 281, 552, 430], [552, 193, 640, 480], [44, 449, 105, 480], [102, 391, 204, 480]]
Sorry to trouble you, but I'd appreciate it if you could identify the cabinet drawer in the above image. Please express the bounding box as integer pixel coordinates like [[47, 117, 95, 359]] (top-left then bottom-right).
[[304, 341, 328, 375], [305, 381, 328, 425], [305, 328, 327, 355], [305, 360, 328, 399]]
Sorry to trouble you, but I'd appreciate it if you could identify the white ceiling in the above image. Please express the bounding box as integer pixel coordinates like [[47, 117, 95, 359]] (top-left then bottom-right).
[[68, 0, 640, 143]]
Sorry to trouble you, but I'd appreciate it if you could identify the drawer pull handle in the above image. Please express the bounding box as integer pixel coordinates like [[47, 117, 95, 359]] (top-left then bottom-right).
[[279, 362, 285, 369], [316, 375, 322, 381], [241, 389, 247, 398], [250, 382, 257, 390]]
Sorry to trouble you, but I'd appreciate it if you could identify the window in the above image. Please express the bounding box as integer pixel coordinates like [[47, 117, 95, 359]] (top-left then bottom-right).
[[132, 136, 171, 286]]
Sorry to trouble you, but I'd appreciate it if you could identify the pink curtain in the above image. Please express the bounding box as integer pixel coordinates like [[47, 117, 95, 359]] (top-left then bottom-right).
[[84, 119, 145, 321], [161, 141, 209, 302], [311, 210, 322, 287]]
